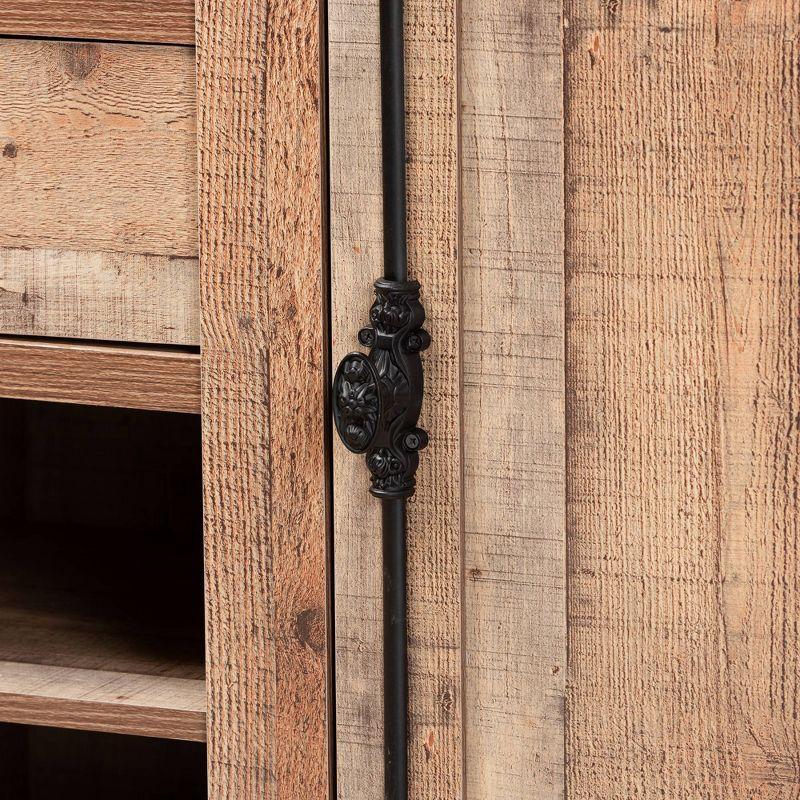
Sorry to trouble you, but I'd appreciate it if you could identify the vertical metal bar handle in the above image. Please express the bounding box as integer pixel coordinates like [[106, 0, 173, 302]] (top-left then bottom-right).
[[332, 3, 428, 799]]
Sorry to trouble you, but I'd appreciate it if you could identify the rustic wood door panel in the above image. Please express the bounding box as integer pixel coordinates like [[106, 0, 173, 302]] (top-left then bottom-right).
[[196, 1, 330, 798], [565, 2, 799, 798], [329, 1, 566, 799]]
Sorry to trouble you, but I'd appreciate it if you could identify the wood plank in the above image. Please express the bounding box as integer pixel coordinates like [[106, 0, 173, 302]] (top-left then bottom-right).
[[0, 1, 196, 45], [329, 2, 463, 797], [328, 2, 385, 796], [328, 2, 463, 798], [0, 39, 197, 257], [0, 661, 206, 741], [196, 0, 329, 798], [565, 2, 800, 797], [0, 338, 200, 413], [0, 247, 199, 346], [404, 3, 463, 798], [460, 2, 565, 798]]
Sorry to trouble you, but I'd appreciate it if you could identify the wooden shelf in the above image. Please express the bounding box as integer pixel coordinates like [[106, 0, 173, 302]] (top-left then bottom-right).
[[0, 563, 206, 740], [0, 338, 200, 414], [0, 661, 205, 742], [0, 520, 206, 741]]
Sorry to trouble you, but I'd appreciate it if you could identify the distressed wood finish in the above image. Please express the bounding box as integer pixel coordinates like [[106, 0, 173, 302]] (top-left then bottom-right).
[[0, 662, 206, 741], [565, 2, 800, 797], [196, 1, 329, 798], [461, 2, 565, 798], [328, 2, 385, 796], [0, 247, 199, 346], [329, 1, 463, 798], [0, 1, 195, 45], [0, 39, 197, 257], [404, 3, 462, 798], [0, 339, 200, 413]]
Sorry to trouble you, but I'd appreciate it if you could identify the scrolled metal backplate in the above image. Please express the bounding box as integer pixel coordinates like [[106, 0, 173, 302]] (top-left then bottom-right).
[[333, 278, 430, 499]]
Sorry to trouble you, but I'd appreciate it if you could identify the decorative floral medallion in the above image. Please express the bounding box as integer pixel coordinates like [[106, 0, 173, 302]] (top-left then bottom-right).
[[333, 353, 381, 454]]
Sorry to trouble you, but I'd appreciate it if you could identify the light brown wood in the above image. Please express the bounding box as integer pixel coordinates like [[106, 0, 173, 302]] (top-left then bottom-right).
[[565, 2, 799, 797], [196, 0, 329, 797], [461, 2, 566, 798], [329, 1, 463, 798], [328, 2, 386, 795], [0, 39, 197, 257], [404, 3, 463, 798], [0, 661, 206, 741], [0, 247, 199, 346], [0, 1, 196, 45], [0, 338, 200, 413]]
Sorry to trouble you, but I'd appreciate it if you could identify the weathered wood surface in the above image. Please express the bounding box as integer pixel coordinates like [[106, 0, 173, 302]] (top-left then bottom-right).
[[0, 661, 206, 741], [404, 2, 463, 797], [196, 0, 329, 798], [0, 247, 199, 346], [328, 1, 385, 796], [0, 39, 197, 257], [0, 338, 200, 413], [565, 2, 800, 797], [329, 0, 463, 797], [461, 2, 566, 798], [0, 1, 196, 45]]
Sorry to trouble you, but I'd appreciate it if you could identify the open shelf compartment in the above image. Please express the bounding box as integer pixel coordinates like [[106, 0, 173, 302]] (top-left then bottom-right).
[[0, 399, 206, 742]]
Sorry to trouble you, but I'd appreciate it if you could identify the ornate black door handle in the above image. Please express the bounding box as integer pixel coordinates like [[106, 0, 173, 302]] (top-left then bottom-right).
[[333, 278, 430, 499]]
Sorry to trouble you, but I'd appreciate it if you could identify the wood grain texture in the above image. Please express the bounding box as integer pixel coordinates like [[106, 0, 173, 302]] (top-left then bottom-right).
[[404, 2, 463, 798], [329, 1, 463, 798], [196, 0, 329, 798], [0, 338, 200, 413], [328, 2, 385, 796], [0, 0, 196, 45], [461, 2, 566, 798], [565, 2, 800, 797], [0, 247, 199, 346], [0, 39, 197, 257], [0, 661, 206, 741]]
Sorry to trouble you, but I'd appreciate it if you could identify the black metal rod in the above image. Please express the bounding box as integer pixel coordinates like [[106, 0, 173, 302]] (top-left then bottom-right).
[[379, 0, 408, 283], [380, 2, 409, 798], [382, 498, 408, 800]]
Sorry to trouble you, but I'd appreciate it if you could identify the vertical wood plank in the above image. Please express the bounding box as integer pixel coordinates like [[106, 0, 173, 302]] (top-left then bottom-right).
[[329, 1, 463, 798], [461, 2, 566, 798], [328, 2, 385, 797], [404, 2, 463, 798], [197, 1, 329, 798], [565, 1, 799, 797]]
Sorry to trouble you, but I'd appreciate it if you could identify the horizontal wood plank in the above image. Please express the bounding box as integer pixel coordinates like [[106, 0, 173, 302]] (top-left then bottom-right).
[[0, 1, 196, 45], [0, 247, 200, 346], [0, 338, 200, 413], [0, 39, 197, 257], [0, 661, 206, 741]]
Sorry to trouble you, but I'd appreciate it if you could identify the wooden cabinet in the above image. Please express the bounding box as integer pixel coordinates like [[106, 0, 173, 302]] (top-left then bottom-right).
[[0, 1, 329, 798], [0, 1, 795, 799]]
